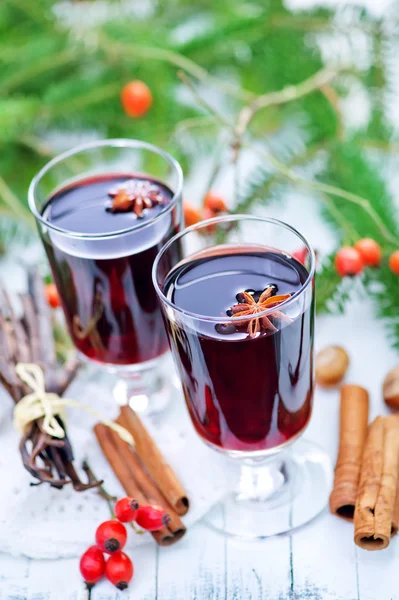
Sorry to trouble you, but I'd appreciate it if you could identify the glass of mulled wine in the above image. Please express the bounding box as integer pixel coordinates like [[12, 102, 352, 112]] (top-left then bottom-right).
[[28, 139, 183, 414], [153, 215, 332, 538]]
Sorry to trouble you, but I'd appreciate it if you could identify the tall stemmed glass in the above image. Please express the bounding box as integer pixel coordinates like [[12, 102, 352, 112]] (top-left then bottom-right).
[[29, 139, 183, 415], [153, 215, 332, 537]]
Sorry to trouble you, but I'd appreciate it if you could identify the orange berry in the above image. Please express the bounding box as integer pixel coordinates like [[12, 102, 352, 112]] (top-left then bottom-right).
[[334, 247, 364, 277], [203, 191, 228, 214], [121, 80, 153, 118], [183, 201, 202, 227], [354, 238, 382, 267], [203, 206, 218, 234], [389, 250, 399, 275], [45, 283, 61, 309], [292, 246, 309, 266]]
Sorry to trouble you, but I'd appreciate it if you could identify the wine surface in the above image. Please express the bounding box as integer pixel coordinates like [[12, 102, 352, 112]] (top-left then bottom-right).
[[44, 173, 173, 234], [43, 173, 178, 365], [163, 247, 313, 452]]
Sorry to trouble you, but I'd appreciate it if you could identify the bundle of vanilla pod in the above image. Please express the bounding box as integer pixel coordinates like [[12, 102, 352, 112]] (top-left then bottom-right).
[[0, 267, 100, 491]]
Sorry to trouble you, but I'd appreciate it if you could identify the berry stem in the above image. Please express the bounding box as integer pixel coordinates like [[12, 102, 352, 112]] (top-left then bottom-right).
[[82, 461, 117, 519], [130, 521, 145, 535]]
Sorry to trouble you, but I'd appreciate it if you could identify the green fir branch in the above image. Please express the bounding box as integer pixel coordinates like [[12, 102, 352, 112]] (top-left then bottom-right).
[[316, 255, 353, 315], [366, 265, 399, 351]]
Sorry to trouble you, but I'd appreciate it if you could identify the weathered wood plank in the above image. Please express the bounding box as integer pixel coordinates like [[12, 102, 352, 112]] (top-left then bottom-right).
[[0, 545, 157, 600], [288, 309, 363, 600], [225, 536, 291, 600], [156, 523, 226, 600], [357, 543, 399, 600], [292, 517, 359, 600]]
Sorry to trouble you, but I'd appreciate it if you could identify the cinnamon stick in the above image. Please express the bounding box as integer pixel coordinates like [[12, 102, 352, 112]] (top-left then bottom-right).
[[329, 384, 369, 520], [391, 478, 399, 537], [94, 423, 186, 546], [110, 425, 186, 542], [118, 406, 189, 515], [94, 423, 146, 504], [354, 416, 399, 550]]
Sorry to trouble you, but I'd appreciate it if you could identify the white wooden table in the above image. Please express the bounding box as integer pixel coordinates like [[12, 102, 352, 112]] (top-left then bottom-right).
[[1, 240, 399, 600], [1, 0, 398, 594]]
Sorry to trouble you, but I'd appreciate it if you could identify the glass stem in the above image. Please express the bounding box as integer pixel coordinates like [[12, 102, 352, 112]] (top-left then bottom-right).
[[111, 354, 178, 415], [236, 456, 288, 502]]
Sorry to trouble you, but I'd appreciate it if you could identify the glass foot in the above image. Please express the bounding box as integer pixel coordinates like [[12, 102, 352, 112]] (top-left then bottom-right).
[[204, 439, 332, 539], [111, 354, 181, 416]]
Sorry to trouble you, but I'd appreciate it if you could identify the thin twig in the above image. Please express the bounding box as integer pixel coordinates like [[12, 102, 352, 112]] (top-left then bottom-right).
[[320, 83, 345, 141], [360, 140, 399, 153], [1, 48, 76, 94], [177, 70, 232, 128], [176, 62, 397, 246], [0, 175, 33, 227], [28, 268, 57, 369], [20, 293, 41, 363], [321, 193, 359, 244], [82, 461, 117, 518], [98, 34, 255, 102], [232, 149, 240, 207], [268, 13, 383, 36], [19, 135, 56, 158], [235, 66, 340, 137], [201, 140, 228, 205], [49, 82, 120, 117], [248, 143, 399, 246], [173, 115, 218, 138]]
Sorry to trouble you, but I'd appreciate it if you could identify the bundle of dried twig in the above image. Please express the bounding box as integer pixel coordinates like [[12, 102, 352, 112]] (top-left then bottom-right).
[[0, 267, 101, 491]]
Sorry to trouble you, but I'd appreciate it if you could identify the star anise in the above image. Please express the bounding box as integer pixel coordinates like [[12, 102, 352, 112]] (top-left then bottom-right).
[[228, 286, 292, 338], [108, 179, 165, 217]]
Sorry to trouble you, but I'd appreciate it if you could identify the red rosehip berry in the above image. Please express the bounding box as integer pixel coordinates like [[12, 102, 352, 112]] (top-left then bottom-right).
[[79, 545, 105, 592], [95, 520, 127, 554], [354, 238, 382, 267], [121, 80, 153, 118], [203, 191, 228, 214], [292, 246, 309, 266], [105, 551, 134, 591], [202, 206, 219, 234], [45, 283, 61, 309], [389, 250, 399, 275], [115, 497, 140, 523], [135, 505, 170, 531], [334, 246, 364, 277], [183, 201, 202, 227]]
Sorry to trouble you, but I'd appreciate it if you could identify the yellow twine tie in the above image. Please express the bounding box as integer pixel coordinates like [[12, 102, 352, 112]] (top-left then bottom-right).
[[14, 363, 134, 446]]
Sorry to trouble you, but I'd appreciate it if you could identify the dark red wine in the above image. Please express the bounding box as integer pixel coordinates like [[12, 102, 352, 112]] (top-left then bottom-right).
[[163, 247, 313, 452], [42, 173, 181, 365]]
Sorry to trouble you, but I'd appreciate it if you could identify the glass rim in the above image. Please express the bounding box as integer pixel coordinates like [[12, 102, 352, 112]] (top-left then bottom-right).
[[28, 138, 184, 240], [152, 214, 316, 323]]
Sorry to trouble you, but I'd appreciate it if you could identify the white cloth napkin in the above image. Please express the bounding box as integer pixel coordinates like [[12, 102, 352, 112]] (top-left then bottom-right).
[[0, 369, 231, 559]]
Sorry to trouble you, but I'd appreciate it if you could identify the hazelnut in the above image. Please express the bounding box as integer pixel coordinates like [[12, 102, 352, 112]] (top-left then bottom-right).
[[383, 365, 399, 410], [315, 345, 349, 387]]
